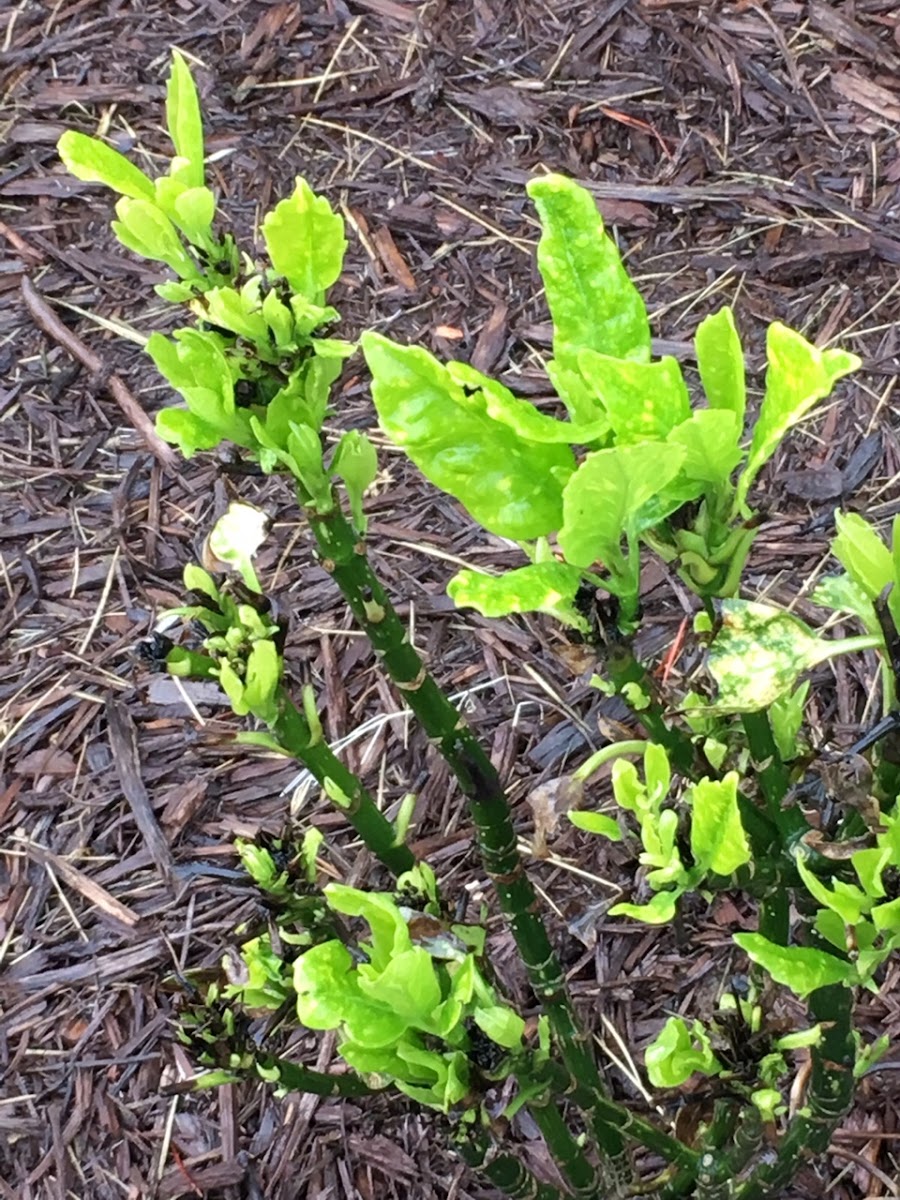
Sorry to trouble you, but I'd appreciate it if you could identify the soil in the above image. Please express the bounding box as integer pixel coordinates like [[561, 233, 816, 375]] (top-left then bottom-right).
[[3, 2, 900, 1198]]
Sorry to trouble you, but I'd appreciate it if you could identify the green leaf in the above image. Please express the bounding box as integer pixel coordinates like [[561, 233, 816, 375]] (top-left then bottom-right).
[[173, 186, 216, 244], [357, 947, 441, 1025], [796, 858, 870, 926], [577, 349, 691, 444], [706, 599, 870, 711], [447, 562, 588, 631], [695, 307, 746, 426], [667, 409, 743, 485], [206, 502, 270, 592], [243, 640, 281, 721], [734, 933, 854, 997], [363, 333, 573, 540], [831, 511, 894, 600], [645, 1017, 722, 1088], [330, 430, 378, 533], [769, 681, 809, 762], [323, 885, 410, 971], [473, 1006, 525, 1049], [293, 942, 408, 1047], [609, 891, 680, 925], [195, 284, 270, 343], [262, 178, 347, 299], [112, 197, 199, 277], [166, 50, 205, 188], [688, 773, 751, 876], [736, 324, 860, 512], [57, 130, 155, 201], [559, 442, 685, 569], [812, 574, 877, 629], [446, 362, 608, 444], [527, 174, 650, 361], [568, 810, 622, 840]]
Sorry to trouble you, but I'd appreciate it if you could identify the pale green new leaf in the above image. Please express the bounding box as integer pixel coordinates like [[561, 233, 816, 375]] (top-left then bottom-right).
[[559, 442, 685, 568], [57, 130, 155, 201], [577, 349, 690, 443], [113, 197, 198, 277], [688, 773, 751, 876], [173, 186, 216, 244], [667, 409, 743, 485], [695, 306, 746, 425], [831, 511, 894, 600], [363, 333, 573, 540], [610, 890, 680, 925], [262, 178, 347, 298], [737, 324, 860, 512], [243, 640, 281, 721], [357, 948, 441, 1025], [473, 1006, 525, 1049], [796, 858, 870, 926], [645, 1017, 721, 1088], [331, 430, 378, 532], [447, 562, 588, 631], [568, 810, 623, 840], [323, 885, 410, 971], [527, 174, 650, 361], [734, 933, 854, 997], [166, 50, 205, 188]]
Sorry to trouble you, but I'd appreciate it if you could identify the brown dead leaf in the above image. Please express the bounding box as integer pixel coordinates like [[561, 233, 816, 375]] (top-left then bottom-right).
[[15, 747, 77, 777], [527, 775, 584, 857]]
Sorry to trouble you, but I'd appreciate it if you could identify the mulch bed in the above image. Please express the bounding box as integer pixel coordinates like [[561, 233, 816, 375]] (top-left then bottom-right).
[[3, 2, 900, 1197]]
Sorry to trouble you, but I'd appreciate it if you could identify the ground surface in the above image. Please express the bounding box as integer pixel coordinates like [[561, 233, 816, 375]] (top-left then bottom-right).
[[3, 1, 900, 1198]]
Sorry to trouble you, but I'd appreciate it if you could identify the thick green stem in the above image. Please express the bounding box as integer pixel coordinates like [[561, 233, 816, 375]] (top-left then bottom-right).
[[307, 502, 625, 1160], [272, 689, 415, 876], [740, 710, 807, 850], [529, 1096, 600, 1197], [254, 1052, 376, 1097], [539, 1061, 697, 1171], [455, 1123, 564, 1200], [733, 985, 854, 1200]]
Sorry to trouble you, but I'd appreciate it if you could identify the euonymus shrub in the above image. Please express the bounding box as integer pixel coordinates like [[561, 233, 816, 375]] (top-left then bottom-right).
[[60, 50, 900, 1200]]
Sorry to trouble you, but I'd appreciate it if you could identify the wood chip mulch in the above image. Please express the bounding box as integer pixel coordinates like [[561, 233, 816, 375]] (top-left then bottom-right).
[[2, 2, 900, 1198]]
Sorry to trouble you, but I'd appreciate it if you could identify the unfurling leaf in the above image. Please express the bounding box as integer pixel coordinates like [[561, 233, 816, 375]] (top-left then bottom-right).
[[577, 350, 690, 443], [736, 324, 860, 512], [695, 306, 746, 426], [331, 430, 378, 533], [262, 178, 347, 299], [645, 1016, 722, 1088], [688, 773, 750, 876], [166, 50, 205, 188], [667, 409, 743, 486]]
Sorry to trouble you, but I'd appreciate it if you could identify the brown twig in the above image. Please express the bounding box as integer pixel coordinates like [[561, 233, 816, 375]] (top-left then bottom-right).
[[21, 275, 178, 470]]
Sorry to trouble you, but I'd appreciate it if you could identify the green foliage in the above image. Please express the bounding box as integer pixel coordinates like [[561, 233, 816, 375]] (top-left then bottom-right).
[[291, 884, 526, 1110], [645, 1016, 721, 1088], [261, 178, 347, 300]]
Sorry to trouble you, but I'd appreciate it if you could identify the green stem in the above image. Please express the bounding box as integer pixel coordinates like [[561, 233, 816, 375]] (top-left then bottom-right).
[[529, 1095, 600, 1197], [455, 1123, 564, 1200], [739, 710, 806, 847], [539, 1061, 697, 1171], [254, 1052, 376, 1097], [733, 985, 854, 1200], [306, 501, 625, 1160], [271, 689, 415, 877], [572, 740, 647, 785]]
